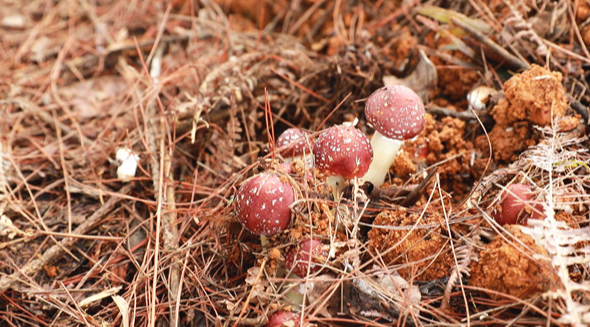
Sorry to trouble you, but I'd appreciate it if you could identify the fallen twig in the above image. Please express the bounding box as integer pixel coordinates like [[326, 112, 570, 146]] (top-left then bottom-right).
[[451, 17, 529, 70]]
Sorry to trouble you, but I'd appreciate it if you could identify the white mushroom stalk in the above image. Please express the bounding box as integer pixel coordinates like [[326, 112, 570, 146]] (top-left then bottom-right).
[[467, 85, 496, 111], [361, 131, 403, 187]]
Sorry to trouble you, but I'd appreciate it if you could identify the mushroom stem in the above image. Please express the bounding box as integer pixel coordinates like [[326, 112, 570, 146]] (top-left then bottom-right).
[[275, 263, 304, 309], [361, 131, 403, 187], [260, 235, 269, 247], [326, 175, 344, 200], [283, 273, 304, 309]]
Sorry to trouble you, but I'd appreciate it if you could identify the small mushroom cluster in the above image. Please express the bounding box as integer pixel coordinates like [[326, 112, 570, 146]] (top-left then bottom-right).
[[235, 84, 426, 238], [233, 84, 426, 323]]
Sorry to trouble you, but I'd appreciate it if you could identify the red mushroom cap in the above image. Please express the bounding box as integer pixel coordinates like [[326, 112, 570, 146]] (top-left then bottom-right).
[[278, 162, 293, 174], [285, 238, 327, 278], [365, 85, 426, 140], [313, 125, 373, 179], [235, 173, 295, 236], [277, 128, 312, 157], [265, 311, 299, 327], [492, 183, 542, 226]]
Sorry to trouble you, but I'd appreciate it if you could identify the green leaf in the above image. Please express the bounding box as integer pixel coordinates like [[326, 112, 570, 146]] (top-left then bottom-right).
[[416, 6, 492, 37]]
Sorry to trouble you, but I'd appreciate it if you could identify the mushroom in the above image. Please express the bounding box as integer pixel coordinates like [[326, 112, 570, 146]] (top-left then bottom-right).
[[115, 148, 140, 182], [276, 127, 313, 164], [313, 124, 373, 197], [285, 238, 327, 278], [281, 238, 330, 309], [265, 311, 299, 327], [467, 85, 496, 111], [492, 183, 543, 226], [361, 85, 426, 188], [235, 172, 295, 236]]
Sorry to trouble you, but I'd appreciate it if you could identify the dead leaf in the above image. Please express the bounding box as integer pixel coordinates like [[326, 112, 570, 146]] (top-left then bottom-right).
[[383, 50, 437, 103]]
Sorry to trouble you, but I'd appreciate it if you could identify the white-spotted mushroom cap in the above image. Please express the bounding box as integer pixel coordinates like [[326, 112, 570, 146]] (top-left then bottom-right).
[[365, 85, 426, 140], [285, 238, 327, 278], [313, 124, 373, 179], [235, 173, 295, 236], [276, 127, 311, 157]]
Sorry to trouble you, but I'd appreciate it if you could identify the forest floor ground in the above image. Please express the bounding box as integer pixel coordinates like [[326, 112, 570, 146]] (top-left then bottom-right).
[[2, 1, 590, 326]]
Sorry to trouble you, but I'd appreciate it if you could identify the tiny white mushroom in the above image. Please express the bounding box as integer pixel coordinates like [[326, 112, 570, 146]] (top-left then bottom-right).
[[467, 85, 496, 111]]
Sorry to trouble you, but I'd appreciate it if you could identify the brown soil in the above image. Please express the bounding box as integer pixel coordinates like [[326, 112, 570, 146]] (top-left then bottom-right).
[[491, 64, 568, 127], [367, 208, 454, 281], [469, 225, 558, 298], [397, 114, 485, 199], [481, 121, 537, 163], [475, 64, 575, 163]]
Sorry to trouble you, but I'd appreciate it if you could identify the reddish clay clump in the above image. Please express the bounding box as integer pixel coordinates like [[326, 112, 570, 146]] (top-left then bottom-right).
[[235, 173, 295, 236], [469, 225, 557, 297], [367, 209, 454, 281], [285, 238, 327, 278], [313, 124, 373, 179]]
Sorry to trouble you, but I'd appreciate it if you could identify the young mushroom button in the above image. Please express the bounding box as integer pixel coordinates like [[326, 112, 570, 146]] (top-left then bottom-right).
[[492, 183, 542, 226], [313, 124, 373, 197], [361, 85, 426, 188], [285, 238, 327, 278], [265, 311, 299, 327], [276, 127, 312, 160], [235, 173, 295, 236], [313, 124, 373, 179]]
